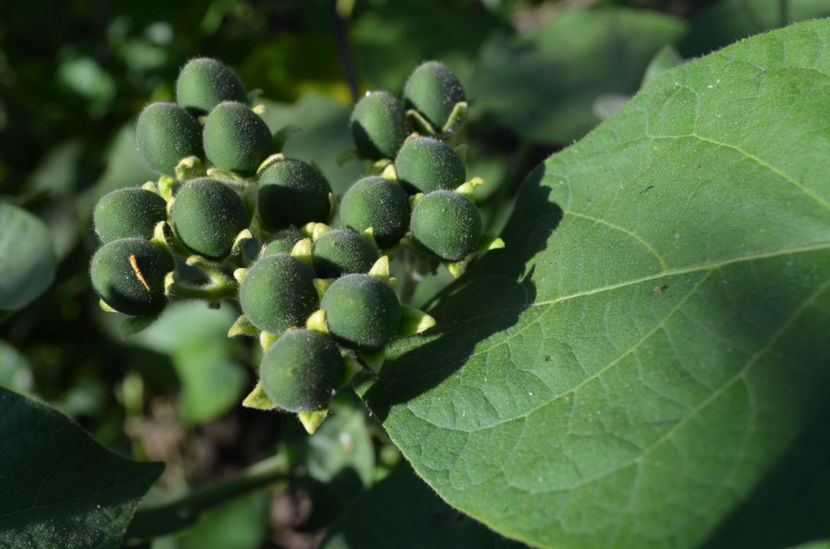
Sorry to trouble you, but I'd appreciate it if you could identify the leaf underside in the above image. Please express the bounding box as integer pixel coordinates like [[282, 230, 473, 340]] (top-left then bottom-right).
[[359, 20, 830, 549]]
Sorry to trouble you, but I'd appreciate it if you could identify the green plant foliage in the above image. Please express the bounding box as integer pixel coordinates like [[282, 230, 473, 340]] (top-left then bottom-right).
[[0, 203, 56, 311], [312, 229, 379, 278], [321, 469, 528, 549], [0, 386, 163, 548], [394, 137, 465, 194], [321, 274, 400, 350], [257, 158, 332, 231], [259, 329, 344, 412], [359, 20, 830, 549], [239, 253, 319, 334], [410, 190, 482, 262], [171, 178, 250, 259], [202, 101, 273, 174], [340, 176, 410, 248], [403, 60, 466, 130], [136, 102, 203, 176], [176, 57, 248, 115], [349, 91, 409, 160], [90, 237, 173, 316], [93, 187, 167, 243]]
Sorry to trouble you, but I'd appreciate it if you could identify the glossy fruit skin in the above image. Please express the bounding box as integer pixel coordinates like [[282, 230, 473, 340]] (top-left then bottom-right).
[[94, 187, 167, 243], [176, 57, 248, 115], [340, 176, 409, 249], [259, 329, 344, 413], [403, 60, 465, 130], [312, 229, 378, 278], [136, 102, 203, 176], [410, 190, 482, 262], [261, 228, 304, 257], [320, 273, 400, 350], [203, 101, 273, 175], [349, 91, 409, 160], [257, 159, 331, 231], [171, 178, 250, 260], [90, 238, 174, 316], [239, 254, 319, 334], [394, 136, 465, 194]]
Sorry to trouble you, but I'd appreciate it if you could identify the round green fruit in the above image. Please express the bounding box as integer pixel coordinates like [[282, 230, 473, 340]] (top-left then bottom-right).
[[90, 238, 173, 316], [403, 60, 465, 130], [136, 102, 203, 176], [394, 136, 465, 194], [239, 254, 319, 334], [93, 187, 167, 243], [340, 176, 409, 248], [257, 159, 331, 231], [410, 190, 482, 262], [320, 273, 400, 350], [171, 178, 250, 259], [312, 229, 378, 278], [259, 329, 344, 413], [203, 101, 273, 175], [261, 228, 304, 257], [349, 91, 409, 160], [176, 57, 248, 115]]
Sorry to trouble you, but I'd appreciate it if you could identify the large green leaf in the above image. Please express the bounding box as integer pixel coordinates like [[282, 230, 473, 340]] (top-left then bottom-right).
[[0, 202, 57, 311], [360, 20, 830, 549], [0, 387, 163, 548]]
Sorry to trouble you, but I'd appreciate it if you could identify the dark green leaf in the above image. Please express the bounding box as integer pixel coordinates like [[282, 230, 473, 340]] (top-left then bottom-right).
[[0, 202, 56, 311], [0, 387, 163, 548], [360, 20, 830, 549]]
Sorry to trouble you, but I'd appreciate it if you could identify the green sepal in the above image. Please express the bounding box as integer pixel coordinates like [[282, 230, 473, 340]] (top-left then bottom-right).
[[99, 299, 117, 313], [174, 156, 205, 181], [233, 268, 248, 284], [251, 104, 267, 115], [242, 382, 278, 410], [232, 228, 254, 254], [290, 237, 313, 266], [150, 220, 170, 249], [163, 271, 176, 298], [228, 314, 258, 338], [298, 407, 328, 435], [327, 193, 337, 223], [359, 348, 385, 374], [342, 354, 364, 385], [255, 153, 286, 175], [372, 158, 393, 172], [141, 181, 159, 193], [441, 101, 468, 135], [273, 125, 301, 153], [205, 167, 245, 181], [476, 234, 506, 253], [259, 330, 280, 351], [406, 108, 436, 136], [313, 278, 334, 299], [301, 222, 331, 241], [409, 192, 425, 211], [368, 256, 391, 283], [455, 177, 485, 200], [121, 313, 161, 337], [305, 309, 329, 334], [157, 176, 177, 201], [380, 162, 397, 180], [398, 305, 436, 337], [447, 260, 465, 279], [361, 227, 378, 248]]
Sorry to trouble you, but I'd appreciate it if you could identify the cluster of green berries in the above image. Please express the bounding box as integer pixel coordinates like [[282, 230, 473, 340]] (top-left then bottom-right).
[[89, 58, 502, 433]]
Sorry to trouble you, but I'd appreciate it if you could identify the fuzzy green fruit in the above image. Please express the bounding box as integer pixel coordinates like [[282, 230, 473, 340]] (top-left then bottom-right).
[[312, 229, 378, 278], [203, 101, 273, 174], [410, 190, 482, 262], [176, 57, 248, 115], [261, 228, 304, 257], [257, 159, 331, 231], [171, 178, 250, 259], [90, 238, 173, 316], [136, 102, 203, 176], [340, 176, 409, 248], [239, 254, 319, 334], [320, 273, 400, 350], [394, 136, 465, 194], [403, 60, 465, 130], [349, 91, 409, 160], [259, 329, 344, 413], [93, 187, 167, 243]]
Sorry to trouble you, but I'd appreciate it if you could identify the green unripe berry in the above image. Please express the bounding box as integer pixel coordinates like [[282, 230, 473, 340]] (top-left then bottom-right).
[[261, 228, 303, 257], [320, 273, 400, 350], [171, 178, 250, 260], [176, 57, 248, 115], [257, 159, 332, 231], [136, 102, 203, 176], [90, 238, 173, 316], [239, 254, 319, 334], [259, 329, 344, 413], [203, 101, 273, 175], [340, 176, 409, 248], [312, 229, 378, 278], [394, 137, 465, 194], [403, 60, 465, 130], [410, 190, 482, 262], [93, 187, 167, 243], [349, 91, 409, 160]]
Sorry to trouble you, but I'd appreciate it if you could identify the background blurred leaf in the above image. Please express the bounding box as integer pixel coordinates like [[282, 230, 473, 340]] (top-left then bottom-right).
[[0, 203, 56, 311]]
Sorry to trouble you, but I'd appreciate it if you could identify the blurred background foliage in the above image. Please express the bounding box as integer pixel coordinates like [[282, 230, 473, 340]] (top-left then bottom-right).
[[2, 0, 828, 547]]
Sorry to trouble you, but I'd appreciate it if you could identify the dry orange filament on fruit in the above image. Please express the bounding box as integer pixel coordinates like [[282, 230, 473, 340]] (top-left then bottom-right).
[[129, 254, 152, 292]]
